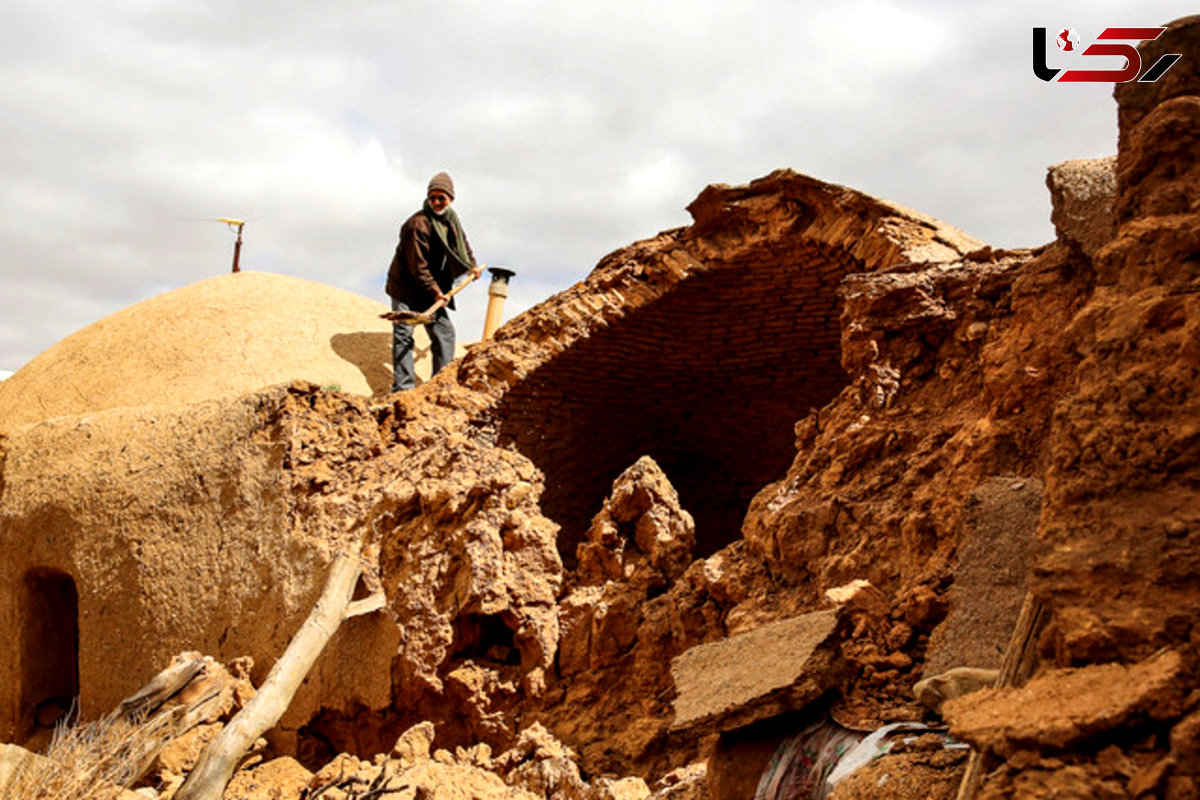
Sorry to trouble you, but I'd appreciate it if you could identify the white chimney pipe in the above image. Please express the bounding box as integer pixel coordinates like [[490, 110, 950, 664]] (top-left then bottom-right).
[[482, 267, 515, 340]]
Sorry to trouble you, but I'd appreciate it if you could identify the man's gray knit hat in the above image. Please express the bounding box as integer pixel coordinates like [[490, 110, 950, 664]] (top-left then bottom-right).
[[427, 172, 455, 199]]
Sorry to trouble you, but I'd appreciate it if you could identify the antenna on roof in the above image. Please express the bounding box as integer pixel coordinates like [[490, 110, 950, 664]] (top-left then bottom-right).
[[215, 218, 246, 273]]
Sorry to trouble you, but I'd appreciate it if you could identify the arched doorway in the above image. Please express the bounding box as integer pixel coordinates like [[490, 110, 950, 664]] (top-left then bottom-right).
[[21, 569, 80, 737]]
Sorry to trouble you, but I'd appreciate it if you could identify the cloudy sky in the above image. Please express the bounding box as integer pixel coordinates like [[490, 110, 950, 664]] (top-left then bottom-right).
[[0, 0, 1194, 373]]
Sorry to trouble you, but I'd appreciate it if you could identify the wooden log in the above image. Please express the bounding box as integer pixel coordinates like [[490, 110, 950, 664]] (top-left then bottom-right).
[[174, 552, 363, 800], [105, 654, 207, 724], [954, 592, 1049, 800], [101, 653, 231, 786], [345, 591, 387, 619]]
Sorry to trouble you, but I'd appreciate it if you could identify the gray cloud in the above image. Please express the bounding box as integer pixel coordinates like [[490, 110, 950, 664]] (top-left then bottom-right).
[[1, 0, 1194, 369]]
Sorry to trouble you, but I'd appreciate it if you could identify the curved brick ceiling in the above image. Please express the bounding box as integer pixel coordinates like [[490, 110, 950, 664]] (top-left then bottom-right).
[[461, 169, 985, 562], [497, 243, 858, 559]]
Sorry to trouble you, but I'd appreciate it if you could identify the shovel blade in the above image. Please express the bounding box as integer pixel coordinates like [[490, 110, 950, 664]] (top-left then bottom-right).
[[381, 310, 434, 325]]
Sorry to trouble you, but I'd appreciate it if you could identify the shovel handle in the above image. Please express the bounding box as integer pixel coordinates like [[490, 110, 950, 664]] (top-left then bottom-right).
[[421, 265, 483, 316], [379, 266, 484, 323]]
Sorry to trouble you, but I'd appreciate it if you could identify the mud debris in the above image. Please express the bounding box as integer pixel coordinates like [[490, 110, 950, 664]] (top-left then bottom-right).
[[2, 15, 1200, 800]]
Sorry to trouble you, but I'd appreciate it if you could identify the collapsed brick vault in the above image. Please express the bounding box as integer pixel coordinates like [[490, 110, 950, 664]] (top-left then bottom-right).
[[470, 169, 986, 559], [496, 246, 852, 558], [0, 167, 985, 749], [4, 18, 1200, 793]]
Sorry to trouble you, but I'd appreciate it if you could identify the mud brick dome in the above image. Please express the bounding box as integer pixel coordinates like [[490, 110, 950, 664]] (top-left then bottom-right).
[[0, 271, 454, 433]]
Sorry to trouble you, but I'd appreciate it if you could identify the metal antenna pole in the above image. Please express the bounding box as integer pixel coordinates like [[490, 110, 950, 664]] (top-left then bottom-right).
[[216, 218, 246, 273], [231, 221, 244, 272]]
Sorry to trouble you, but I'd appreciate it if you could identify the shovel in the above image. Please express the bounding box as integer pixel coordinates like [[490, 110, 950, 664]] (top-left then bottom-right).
[[382, 267, 482, 325]]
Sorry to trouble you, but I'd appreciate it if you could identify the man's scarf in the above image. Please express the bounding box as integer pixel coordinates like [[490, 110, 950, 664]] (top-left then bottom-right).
[[423, 200, 474, 275]]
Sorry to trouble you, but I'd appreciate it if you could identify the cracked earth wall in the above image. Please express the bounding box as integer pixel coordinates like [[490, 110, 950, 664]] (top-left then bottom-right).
[[945, 18, 1200, 798]]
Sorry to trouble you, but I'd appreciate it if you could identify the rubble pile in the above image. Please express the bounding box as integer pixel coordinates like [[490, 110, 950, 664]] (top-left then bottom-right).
[[1, 15, 1198, 800]]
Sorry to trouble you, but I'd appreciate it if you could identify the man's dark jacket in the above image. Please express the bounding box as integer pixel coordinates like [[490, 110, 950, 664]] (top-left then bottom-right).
[[386, 210, 475, 309]]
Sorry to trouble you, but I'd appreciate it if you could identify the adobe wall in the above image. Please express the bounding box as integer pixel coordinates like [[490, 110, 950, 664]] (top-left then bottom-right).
[[0, 387, 397, 745]]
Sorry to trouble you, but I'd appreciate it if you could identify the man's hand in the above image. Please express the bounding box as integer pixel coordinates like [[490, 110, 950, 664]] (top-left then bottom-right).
[[470, 265, 484, 280]]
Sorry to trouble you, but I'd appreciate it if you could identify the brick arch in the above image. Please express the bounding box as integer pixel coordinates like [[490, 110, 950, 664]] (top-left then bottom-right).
[[464, 170, 983, 563], [497, 241, 862, 560]]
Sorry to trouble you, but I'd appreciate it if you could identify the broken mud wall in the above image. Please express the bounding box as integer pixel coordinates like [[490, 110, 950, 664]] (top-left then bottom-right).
[[12, 50, 1199, 792], [943, 18, 1200, 798], [1038, 15, 1200, 663]]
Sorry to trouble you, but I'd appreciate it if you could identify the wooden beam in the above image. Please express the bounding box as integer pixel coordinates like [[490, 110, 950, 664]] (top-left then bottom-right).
[[174, 552, 363, 800]]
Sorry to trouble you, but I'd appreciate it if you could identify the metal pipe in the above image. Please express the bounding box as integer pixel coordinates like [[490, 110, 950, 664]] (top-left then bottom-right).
[[482, 267, 516, 340]]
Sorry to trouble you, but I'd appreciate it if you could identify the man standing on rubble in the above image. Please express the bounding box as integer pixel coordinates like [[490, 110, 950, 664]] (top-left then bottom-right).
[[386, 172, 483, 391]]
